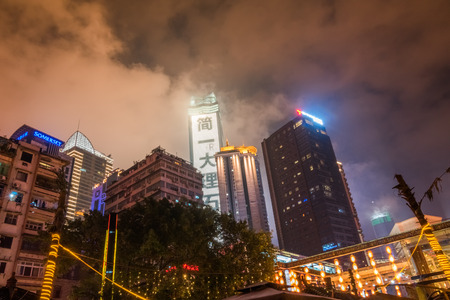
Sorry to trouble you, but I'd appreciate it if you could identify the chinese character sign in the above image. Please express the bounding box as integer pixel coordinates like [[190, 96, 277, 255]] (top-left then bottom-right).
[[190, 113, 222, 210]]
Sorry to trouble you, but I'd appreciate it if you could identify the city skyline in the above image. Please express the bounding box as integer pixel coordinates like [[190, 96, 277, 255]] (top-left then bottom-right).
[[1, 0, 449, 242]]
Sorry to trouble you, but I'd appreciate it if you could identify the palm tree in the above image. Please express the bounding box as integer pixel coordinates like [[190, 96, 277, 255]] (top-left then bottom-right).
[[393, 168, 450, 282]]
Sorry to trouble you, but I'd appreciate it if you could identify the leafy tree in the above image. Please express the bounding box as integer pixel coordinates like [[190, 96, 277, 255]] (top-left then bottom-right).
[[57, 198, 275, 299]]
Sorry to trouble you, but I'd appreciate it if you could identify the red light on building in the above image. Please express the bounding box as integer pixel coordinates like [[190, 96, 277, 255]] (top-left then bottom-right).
[[296, 109, 302, 115]]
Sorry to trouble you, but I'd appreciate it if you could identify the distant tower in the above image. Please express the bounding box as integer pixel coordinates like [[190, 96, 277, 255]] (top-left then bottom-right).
[[371, 212, 395, 239], [262, 110, 363, 257], [215, 143, 269, 232], [371, 212, 396, 259], [188, 93, 224, 210], [62, 131, 113, 220]]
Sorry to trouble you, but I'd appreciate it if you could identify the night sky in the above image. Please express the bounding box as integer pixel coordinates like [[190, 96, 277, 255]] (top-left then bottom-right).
[[1, 0, 449, 243]]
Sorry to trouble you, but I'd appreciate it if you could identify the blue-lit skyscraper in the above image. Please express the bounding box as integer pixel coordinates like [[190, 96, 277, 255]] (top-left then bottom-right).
[[262, 110, 363, 258]]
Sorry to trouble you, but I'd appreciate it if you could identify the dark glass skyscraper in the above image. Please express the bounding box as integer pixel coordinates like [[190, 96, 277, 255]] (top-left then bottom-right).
[[262, 111, 362, 256]]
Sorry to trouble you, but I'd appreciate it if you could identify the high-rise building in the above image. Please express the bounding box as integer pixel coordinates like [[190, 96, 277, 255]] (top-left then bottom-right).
[[338, 162, 364, 243], [0, 133, 70, 291], [215, 143, 269, 232], [61, 131, 113, 220], [104, 146, 203, 214], [188, 92, 224, 210], [262, 110, 362, 257]]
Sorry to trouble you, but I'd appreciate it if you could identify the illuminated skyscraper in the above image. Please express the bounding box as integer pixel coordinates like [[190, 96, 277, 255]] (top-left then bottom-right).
[[262, 110, 363, 257], [215, 143, 269, 232], [188, 93, 224, 210], [62, 131, 113, 220]]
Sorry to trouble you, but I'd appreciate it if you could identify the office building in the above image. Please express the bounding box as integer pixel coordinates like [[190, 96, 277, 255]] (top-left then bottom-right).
[[0, 134, 70, 291], [105, 146, 203, 214], [215, 143, 269, 232], [61, 131, 113, 220], [262, 110, 362, 257], [338, 162, 364, 243], [188, 92, 224, 210]]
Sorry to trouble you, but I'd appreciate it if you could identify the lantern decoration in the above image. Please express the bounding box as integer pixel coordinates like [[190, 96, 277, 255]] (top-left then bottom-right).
[[289, 270, 300, 292], [350, 255, 362, 293], [367, 250, 384, 288], [334, 259, 346, 291], [386, 247, 401, 281], [395, 285, 402, 297]]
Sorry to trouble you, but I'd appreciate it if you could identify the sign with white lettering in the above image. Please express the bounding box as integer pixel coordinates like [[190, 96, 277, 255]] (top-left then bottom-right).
[[190, 113, 221, 210]]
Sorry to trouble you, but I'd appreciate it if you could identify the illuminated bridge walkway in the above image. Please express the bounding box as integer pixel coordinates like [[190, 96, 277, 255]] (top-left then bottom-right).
[[279, 219, 450, 269]]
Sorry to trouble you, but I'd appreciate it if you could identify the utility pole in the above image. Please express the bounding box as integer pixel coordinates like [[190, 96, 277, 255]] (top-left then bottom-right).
[[393, 173, 450, 283]]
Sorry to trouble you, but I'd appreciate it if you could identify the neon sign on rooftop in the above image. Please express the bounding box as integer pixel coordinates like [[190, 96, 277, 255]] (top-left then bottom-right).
[[296, 109, 324, 126]]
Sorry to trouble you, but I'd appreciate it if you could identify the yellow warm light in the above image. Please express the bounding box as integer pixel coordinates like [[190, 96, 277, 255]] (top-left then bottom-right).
[[341, 285, 346, 291], [376, 277, 382, 284], [334, 259, 339, 266], [371, 260, 376, 267], [320, 271, 325, 278], [392, 264, 398, 271], [350, 255, 356, 263], [358, 282, 363, 288], [304, 267, 309, 273], [353, 265, 358, 270], [339, 277, 343, 283], [280, 279, 284, 285], [368, 251, 373, 258], [389, 255, 395, 263], [356, 273, 360, 279], [337, 269, 341, 274], [386, 246, 391, 254], [306, 276, 311, 281]]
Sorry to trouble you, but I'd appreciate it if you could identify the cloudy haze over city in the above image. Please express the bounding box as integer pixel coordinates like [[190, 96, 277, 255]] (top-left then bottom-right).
[[1, 0, 449, 241]]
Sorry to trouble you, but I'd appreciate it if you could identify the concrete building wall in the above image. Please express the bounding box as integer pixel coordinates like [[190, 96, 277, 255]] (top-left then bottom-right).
[[0, 137, 69, 292]]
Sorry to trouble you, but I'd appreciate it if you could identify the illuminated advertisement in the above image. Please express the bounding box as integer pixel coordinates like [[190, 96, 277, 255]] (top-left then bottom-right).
[[190, 113, 221, 210]]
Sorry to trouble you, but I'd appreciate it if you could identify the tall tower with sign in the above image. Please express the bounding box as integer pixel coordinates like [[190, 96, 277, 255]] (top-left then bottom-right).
[[62, 131, 113, 220], [188, 93, 224, 210], [262, 110, 363, 257]]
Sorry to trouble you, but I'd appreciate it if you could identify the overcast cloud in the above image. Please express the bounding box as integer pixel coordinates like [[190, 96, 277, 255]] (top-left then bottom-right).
[[1, 0, 449, 242]]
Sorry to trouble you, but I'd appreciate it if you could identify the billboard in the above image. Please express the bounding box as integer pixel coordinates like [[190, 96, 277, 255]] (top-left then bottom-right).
[[190, 112, 221, 210]]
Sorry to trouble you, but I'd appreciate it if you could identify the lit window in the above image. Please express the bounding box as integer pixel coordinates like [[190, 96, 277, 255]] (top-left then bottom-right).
[[306, 153, 311, 159], [9, 191, 23, 203], [281, 156, 285, 159], [279, 145, 283, 148], [294, 160, 299, 164], [309, 165, 314, 171], [283, 167, 287, 170]]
